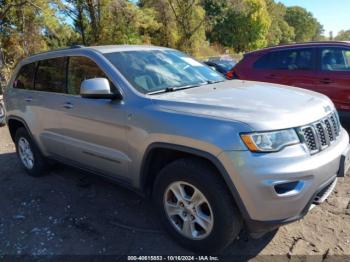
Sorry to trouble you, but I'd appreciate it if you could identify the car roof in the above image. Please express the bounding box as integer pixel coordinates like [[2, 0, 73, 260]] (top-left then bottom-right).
[[246, 41, 350, 55], [18, 45, 174, 66]]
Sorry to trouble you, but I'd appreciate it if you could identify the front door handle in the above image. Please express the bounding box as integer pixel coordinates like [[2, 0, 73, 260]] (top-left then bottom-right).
[[25, 97, 32, 102], [320, 78, 334, 84], [63, 102, 74, 109]]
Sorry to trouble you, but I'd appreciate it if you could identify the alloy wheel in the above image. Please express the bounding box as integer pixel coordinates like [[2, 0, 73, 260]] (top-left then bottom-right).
[[18, 137, 34, 169], [163, 181, 214, 240]]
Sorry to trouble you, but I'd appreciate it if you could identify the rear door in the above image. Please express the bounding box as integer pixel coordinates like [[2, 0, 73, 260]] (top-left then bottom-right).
[[8, 62, 38, 138], [59, 56, 130, 181], [252, 48, 318, 89], [315, 46, 350, 111]]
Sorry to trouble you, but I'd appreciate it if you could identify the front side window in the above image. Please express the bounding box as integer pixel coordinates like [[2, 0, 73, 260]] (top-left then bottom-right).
[[104, 50, 224, 94], [321, 47, 350, 71], [254, 48, 314, 70], [35, 57, 67, 93], [13, 63, 37, 90], [67, 56, 113, 95]]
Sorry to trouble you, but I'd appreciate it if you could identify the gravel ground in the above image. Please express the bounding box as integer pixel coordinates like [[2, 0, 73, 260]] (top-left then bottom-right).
[[0, 125, 349, 260]]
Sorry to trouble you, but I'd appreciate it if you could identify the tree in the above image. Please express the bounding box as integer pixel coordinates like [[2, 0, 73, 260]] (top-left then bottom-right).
[[210, 0, 271, 52], [166, 0, 206, 53], [312, 21, 325, 41], [265, 0, 294, 45], [139, 0, 178, 47], [63, 0, 90, 45], [63, 0, 160, 46], [101, 0, 160, 45], [285, 6, 322, 42], [0, 0, 72, 81], [335, 30, 350, 41], [200, 0, 227, 40]]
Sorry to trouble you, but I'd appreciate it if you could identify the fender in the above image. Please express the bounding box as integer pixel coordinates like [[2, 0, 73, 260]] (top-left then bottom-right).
[[140, 142, 252, 222], [6, 115, 37, 144]]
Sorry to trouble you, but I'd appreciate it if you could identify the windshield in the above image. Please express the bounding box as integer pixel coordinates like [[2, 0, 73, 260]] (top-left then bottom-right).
[[104, 50, 225, 94], [212, 60, 236, 71]]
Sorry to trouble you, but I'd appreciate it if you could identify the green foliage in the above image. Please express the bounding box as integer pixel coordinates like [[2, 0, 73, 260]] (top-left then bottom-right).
[[140, 0, 180, 47], [99, 1, 160, 45], [210, 0, 271, 52], [335, 30, 350, 41], [0, 0, 77, 81], [201, 0, 227, 38], [140, 0, 206, 53], [167, 0, 206, 53], [265, 0, 294, 45], [285, 6, 323, 42], [0, 0, 328, 81]]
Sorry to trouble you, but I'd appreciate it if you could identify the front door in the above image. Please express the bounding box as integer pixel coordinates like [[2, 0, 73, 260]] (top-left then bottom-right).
[[59, 56, 130, 181], [315, 46, 350, 111]]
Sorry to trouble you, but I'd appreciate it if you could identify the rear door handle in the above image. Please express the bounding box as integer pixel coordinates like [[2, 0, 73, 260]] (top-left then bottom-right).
[[320, 78, 334, 84], [25, 97, 32, 102], [266, 74, 278, 79], [63, 102, 74, 109]]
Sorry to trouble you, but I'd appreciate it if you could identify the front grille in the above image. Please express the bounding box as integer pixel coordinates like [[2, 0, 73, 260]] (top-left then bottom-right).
[[299, 111, 341, 154]]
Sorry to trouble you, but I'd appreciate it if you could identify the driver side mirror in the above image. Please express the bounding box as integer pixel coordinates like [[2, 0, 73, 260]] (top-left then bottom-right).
[[80, 78, 122, 100]]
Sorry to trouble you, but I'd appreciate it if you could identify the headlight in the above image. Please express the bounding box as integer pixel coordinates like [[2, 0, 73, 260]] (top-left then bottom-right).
[[241, 129, 300, 152]]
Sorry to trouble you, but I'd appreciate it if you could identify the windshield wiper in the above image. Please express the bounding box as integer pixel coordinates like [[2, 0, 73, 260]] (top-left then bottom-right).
[[206, 79, 225, 84], [147, 83, 206, 95], [147, 80, 225, 95]]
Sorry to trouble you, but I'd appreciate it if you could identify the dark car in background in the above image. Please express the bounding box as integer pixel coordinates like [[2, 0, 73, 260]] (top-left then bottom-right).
[[227, 41, 350, 123], [204, 57, 236, 76]]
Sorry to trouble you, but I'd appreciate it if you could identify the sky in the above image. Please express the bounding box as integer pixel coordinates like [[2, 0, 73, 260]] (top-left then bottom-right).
[[277, 0, 350, 36]]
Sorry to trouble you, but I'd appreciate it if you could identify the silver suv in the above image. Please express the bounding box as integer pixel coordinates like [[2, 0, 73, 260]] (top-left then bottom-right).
[[4, 45, 350, 252]]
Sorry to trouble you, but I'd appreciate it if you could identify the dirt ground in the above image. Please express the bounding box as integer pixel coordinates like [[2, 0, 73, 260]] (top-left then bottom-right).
[[0, 125, 349, 260]]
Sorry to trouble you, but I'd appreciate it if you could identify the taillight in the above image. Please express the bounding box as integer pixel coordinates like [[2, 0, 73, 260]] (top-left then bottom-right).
[[226, 70, 239, 80]]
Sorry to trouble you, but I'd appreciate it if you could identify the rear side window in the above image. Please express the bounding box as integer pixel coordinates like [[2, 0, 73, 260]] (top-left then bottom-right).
[[253, 53, 271, 69], [321, 47, 350, 71], [35, 57, 67, 93], [254, 48, 314, 70], [68, 56, 113, 95], [13, 63, 37, 90]]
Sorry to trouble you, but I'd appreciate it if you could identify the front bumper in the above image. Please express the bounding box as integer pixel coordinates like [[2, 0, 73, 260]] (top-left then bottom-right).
[[218, 128, 350, 234]]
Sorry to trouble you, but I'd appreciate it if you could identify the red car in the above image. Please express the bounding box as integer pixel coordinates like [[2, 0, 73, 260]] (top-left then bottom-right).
[[228, 41, 350, 123]]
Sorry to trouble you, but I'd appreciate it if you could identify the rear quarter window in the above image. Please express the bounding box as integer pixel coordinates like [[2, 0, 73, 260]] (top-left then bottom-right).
[[13, 63, 37, 90]]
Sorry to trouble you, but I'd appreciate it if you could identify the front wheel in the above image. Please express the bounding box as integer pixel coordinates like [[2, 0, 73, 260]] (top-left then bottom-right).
[[0, 101, 5, 127], [153, 158, 242, 252]]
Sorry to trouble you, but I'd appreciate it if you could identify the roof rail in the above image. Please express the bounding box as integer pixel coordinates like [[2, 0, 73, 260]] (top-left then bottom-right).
[[69, 45, 85, 49], [245, 40, 350, 55], [32, 45, 85, 56]]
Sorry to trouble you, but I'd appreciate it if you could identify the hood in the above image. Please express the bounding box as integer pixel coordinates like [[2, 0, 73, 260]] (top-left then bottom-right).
[[151, 80, 335, 131]]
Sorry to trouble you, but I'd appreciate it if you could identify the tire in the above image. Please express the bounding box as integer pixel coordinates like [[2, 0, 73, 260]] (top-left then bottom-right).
[[0, 101, 5, 127], [153, 158, 242, 253], [14, 127, 49, 177]]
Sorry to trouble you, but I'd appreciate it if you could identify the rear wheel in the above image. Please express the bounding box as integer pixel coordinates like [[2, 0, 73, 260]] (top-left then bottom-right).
[[153, 158, 242, 252], [15, 127, 49, 176]]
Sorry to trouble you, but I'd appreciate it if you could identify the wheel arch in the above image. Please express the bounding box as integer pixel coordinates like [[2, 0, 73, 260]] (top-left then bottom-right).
[[140, 142, 251, 221], [7, 116, 32, 142]]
